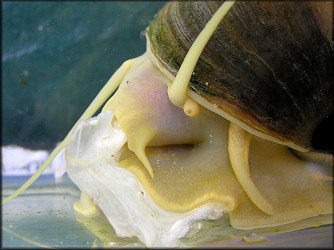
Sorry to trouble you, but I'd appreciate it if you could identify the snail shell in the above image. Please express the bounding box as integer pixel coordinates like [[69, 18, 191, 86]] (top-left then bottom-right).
[[147, 1, 334, 152]]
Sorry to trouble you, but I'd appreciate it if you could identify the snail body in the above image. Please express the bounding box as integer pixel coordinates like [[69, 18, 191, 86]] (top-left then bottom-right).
[[4, 1, 333, 247]]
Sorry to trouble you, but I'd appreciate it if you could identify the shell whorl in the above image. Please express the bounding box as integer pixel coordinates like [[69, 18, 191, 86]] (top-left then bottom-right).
[[147, 1, 334, 151]]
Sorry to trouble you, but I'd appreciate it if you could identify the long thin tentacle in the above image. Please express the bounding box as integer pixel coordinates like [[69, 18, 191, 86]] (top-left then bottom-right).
[[228, 122, 274, 215], [167, 1, 236, 110], [2, 58, 135, 204]]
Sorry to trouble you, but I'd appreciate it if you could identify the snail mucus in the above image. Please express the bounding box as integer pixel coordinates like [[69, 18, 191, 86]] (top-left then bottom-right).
[[3, 1, 333, 247]]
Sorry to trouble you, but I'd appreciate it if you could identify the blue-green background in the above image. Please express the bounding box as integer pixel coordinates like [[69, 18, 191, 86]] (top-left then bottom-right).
[[2, 1, 167, 149]]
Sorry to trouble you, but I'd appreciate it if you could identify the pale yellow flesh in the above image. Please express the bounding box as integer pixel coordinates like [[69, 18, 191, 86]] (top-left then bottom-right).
[[229, 136, 332, 229], [74, 192, 102, 218], [103, 54, 243, 211], [101, 53, 332, 229], [228, 123, 274, 215]]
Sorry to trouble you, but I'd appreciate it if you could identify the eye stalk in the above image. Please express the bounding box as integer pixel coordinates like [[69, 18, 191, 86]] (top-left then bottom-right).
[[183, 97, 201, 117]]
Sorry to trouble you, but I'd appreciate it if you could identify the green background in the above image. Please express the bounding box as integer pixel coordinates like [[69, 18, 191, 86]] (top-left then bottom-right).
[[2, 1, 167, 149]]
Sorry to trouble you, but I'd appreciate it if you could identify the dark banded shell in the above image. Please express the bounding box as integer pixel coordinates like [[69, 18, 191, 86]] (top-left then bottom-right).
[[147, 1, 334, 151]]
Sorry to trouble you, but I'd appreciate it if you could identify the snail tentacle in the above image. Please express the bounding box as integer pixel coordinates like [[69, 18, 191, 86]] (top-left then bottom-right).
[[127, 126, 157, 178], [183, 97, 201, 117], [2, 58, 135, 204], [73, 191, 102, 218], [228, 122, 274, 215], [167, 0, 236, 111]]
